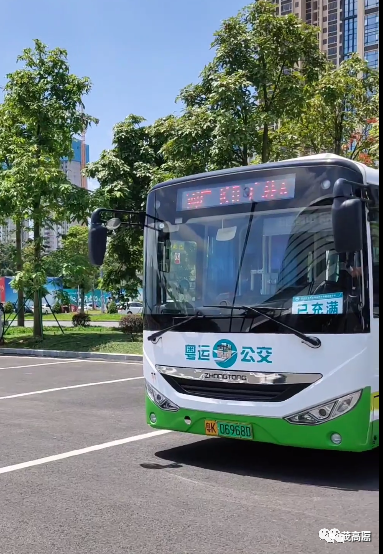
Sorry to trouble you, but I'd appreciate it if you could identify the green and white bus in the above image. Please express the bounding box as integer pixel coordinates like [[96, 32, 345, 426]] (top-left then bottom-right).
[[90, 154, 379, 452]]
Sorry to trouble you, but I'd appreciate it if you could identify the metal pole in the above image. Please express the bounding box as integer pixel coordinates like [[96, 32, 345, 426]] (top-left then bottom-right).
[[100, 268, 106, 314], [44, 296, 65, 335], [39, 288, 44, 339], [4, 295, 32, 335]]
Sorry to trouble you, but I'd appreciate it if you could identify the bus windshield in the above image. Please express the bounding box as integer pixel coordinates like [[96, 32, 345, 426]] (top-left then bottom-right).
[[145, 203, 365, 332], [144, 164, 369, 334]]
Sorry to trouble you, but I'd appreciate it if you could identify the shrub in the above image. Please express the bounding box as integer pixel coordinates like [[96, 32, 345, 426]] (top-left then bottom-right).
[[4, 302, 14, 314], [72, 312, 91, 328], [119, 314, 143, 338], [52, 302, 62, 314], [108, 301, 118, 314]]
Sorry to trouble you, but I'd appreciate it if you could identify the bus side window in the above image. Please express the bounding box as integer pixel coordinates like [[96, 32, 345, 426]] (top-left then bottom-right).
[[370, 206, 379, 318]]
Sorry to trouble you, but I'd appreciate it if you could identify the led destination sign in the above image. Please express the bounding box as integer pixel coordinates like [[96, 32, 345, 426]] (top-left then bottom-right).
[[177, 174, 296, 211]]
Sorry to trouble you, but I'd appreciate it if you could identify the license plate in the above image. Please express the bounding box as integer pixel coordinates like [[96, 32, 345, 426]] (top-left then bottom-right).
[[205, 420, 253, 440]]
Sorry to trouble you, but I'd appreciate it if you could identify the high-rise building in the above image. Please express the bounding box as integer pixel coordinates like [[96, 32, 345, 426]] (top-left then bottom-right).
[[0, 220, 29, 247], [273, 0, 379, 68], [61, 138, 90, 189], [42, 139, 90, 252]]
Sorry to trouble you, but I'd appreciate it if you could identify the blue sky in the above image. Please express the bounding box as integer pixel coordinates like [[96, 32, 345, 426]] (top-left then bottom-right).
[[0, 0, 246, 162]]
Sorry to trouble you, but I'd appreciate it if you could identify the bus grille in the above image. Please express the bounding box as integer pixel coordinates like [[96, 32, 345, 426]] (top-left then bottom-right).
[[162, 375, 310, 403]]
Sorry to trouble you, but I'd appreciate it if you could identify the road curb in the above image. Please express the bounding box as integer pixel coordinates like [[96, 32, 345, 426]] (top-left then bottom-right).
[[0, 348, 143, 362]]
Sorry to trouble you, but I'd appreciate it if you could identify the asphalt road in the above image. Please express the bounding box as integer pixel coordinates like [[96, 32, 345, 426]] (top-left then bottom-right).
[[0, 356, 379, 554]]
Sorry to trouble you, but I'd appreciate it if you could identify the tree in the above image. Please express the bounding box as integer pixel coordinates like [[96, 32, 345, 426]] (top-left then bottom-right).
[[0, 40, 97, 337], [86, 114, 171, 294], [369, 118, 380, 166], [45, 226, 99, 312], [0, 242, 17, 277], [0, 120, 28, 326], [163, 0, 325, 169], [273, 55, 380, 161], [349, 116, 380, 167]]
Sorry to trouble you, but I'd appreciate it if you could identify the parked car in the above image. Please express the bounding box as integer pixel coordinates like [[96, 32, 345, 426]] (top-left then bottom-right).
[[31, 304, 52, 315], [11, 305, 34, 315], [118, 302, 143, 315]]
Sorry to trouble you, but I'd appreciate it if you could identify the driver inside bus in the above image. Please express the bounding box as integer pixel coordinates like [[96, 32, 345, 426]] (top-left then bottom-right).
[[336, 253, 363, 294], [343, 253, 363, 279]]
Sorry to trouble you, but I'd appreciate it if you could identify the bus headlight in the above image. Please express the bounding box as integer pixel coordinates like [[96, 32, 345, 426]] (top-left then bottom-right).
[[285, 391, 362, 426], [146, 381, 179, 412]]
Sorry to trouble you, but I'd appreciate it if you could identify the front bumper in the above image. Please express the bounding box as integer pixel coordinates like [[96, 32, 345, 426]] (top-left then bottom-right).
[[146, 387, 376, 452]]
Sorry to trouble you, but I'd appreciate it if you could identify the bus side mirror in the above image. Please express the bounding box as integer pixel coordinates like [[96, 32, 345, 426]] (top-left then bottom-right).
[[89, 209, 108, 266], [332, 179, 363, 254]]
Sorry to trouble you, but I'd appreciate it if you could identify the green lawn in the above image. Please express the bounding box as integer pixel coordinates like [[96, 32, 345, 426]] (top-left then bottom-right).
[[3, 326, 143, 355], [24, 312, 122, 322]]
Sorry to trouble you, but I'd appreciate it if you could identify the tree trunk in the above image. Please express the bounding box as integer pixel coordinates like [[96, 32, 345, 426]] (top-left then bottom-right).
[[243, 144, 249, 166], [80, 288, 85, 313], [262, 123, 270, 164], [16, 220, 25, 327], [334, 121, 342, 156], [33, 215, 43, 338], [334, 137, 343, 156], [334, 112, 344, 156]]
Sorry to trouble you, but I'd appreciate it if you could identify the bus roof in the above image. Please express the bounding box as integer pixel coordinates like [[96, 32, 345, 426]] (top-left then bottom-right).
[[285, 154, 379, 187], [151, 153, 379, 190]]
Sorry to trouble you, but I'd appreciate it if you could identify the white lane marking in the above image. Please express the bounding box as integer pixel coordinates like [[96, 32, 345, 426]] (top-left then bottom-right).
[[0, 430, 172, 475], [0, 358, 142, 367], [0, 355, 92, 362], [82, 360, 142, 365], [0, 360, 83, 371], [0, 376, 145, 401], [0, 355, 70, 361]]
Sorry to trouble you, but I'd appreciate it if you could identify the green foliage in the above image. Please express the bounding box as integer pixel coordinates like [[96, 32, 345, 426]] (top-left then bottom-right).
[[369, 118, 380, 165], [162, 0, 326, 168], [107, 301, 118, 315], [354, 117, 380, 167], [274, 55, 380, 160], [0, 40, 96, 225], [0, 39, 98, 337], [87, 3, 326, 291], [0, 243, 17, 277], [119, 314, 143, 337], [72, 312, 91, 328], [4, 302, 14, 314], [54, 290, 71, 306], [86, 115, 172, 294], [52, 302, 62, 314], [11, 267, 48, 296], [44, 226, 99, 311]]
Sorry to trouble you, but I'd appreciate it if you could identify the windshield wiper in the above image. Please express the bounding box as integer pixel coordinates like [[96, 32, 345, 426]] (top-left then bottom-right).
[[205, 305, 322, 349], [148, 312, 204, 343]]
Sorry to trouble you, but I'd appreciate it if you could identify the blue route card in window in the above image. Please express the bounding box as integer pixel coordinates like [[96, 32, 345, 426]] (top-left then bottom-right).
[[292, 293, 344, 316]]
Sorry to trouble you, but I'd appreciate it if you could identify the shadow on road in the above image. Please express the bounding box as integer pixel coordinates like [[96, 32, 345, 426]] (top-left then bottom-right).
[[151, 438, 379, 492]]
